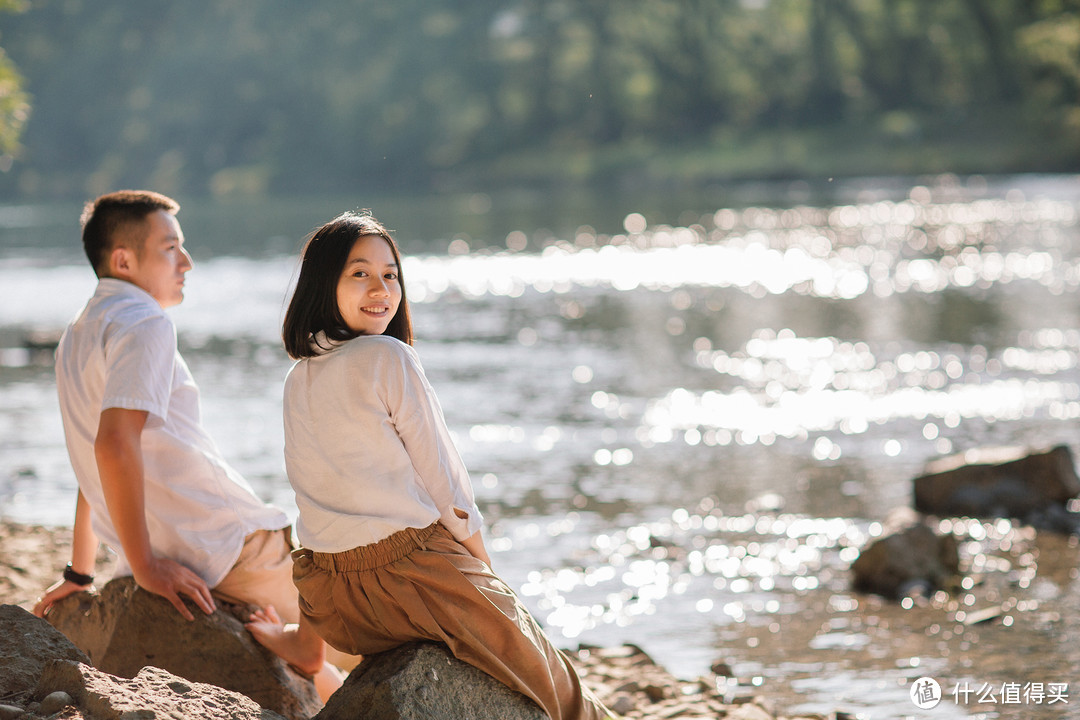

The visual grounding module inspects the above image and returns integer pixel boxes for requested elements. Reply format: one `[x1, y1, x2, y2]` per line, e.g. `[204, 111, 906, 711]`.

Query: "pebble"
[0, 704, 24, 720]
[728, 703, 774, 720]
[572, 644, 830, 720]
[710, 660, 734, 676]
[609, 694, 636, 715]
[37, 691, 73, 716]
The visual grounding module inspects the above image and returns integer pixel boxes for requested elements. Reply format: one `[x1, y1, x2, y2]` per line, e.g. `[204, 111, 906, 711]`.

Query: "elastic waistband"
[307, 523, 440, 572]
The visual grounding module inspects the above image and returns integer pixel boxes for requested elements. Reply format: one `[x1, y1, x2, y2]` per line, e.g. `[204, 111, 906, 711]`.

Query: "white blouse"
[283, 334, 483, 552]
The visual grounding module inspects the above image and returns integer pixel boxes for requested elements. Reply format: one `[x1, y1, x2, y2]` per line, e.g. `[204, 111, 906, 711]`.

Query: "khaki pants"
[212, 527, 361, 671]
[292, 523, 610, 720]
[214, 528, 300, 622]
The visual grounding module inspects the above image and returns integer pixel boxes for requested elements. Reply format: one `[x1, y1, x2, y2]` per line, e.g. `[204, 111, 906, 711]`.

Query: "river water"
[2, 176, 1079, 719]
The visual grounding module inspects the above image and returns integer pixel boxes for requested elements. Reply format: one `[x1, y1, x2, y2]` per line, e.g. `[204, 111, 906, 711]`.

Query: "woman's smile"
[336, 234, 402, 335]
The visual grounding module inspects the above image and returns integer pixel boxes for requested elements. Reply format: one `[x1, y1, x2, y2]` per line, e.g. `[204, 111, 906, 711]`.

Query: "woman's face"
[335, 234, 401, 336]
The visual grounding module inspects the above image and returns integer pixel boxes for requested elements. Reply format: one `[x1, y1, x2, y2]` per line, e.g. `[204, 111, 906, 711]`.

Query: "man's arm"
[95, 407, 216, 620]
[70, 489, 98, 573]
[33, 489, 99, 616]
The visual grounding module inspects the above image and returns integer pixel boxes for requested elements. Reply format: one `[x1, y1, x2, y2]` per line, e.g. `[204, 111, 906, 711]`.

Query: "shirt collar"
[95, 277, 159, 306]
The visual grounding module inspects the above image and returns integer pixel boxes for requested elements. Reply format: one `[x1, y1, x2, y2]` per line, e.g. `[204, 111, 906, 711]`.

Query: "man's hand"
[133, 555, 216, 621]
[33, 578, 93, 618]
[94, 408, 214, 621]
[36, 490, 101, 618]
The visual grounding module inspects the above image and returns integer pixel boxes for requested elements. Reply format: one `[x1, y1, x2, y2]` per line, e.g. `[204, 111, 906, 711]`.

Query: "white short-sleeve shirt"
[55, 278, 289, 587]
[283, 334, 483, 552]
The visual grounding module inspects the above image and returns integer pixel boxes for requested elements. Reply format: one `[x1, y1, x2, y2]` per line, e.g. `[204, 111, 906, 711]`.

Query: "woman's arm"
[458, 529, 492, 568]
[383, 343, 485, 542]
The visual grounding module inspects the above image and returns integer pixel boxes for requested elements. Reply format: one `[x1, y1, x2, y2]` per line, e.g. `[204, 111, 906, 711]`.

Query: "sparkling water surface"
[2, 176, 1080, 719]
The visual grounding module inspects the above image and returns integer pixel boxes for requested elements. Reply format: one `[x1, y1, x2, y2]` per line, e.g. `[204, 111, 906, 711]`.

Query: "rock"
[710, 660, 734, 677]
[961, 606, 1004, 626]
[315, 642, 546, 720]
[46, 577, 319, 720]
[0, 705, 25, 720]
[913, 444, 1080, 522]
[609, 693, 636, 715]
[0, 604, 91, 704]
[727, 703, 774, 720]
[34, 659, 286, 720]
[851, 511, 959, 599]
[573, 643, 725, 719]
[36, 690, 73, 715]
[1025, 503, 1080, 534]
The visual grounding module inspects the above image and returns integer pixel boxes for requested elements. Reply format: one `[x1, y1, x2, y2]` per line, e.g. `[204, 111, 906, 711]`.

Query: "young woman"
[279, 212, 612, 720]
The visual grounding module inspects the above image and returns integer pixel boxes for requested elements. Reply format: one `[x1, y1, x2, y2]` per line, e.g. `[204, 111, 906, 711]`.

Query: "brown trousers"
[291, 523, 611, 720]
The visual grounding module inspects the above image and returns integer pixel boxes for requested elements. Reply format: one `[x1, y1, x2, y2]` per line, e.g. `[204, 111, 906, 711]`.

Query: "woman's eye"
[385, 272, 398, 280]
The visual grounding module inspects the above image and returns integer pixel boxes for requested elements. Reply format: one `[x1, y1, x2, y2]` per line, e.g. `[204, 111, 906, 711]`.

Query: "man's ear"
[108, 244, 136, 279]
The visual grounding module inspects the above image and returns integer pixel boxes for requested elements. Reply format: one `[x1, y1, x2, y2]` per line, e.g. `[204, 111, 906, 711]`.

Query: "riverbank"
[0, 520, 830, 720]
[435, 115, 1078, 197]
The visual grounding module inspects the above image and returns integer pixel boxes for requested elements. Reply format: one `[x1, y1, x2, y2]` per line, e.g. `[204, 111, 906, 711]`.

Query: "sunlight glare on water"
[4, 178, 1080, 719]
[403, 189, 1079, 304]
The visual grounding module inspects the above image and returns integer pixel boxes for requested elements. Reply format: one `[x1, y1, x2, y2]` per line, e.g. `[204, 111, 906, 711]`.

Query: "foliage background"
[0, 0, 1078, 201]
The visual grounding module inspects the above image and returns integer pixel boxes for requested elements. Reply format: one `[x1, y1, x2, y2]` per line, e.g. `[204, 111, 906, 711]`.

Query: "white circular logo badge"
[910, 676, 942, 709]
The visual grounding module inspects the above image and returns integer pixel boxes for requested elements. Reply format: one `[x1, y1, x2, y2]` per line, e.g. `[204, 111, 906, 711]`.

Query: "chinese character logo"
[911, 676, 942, 709]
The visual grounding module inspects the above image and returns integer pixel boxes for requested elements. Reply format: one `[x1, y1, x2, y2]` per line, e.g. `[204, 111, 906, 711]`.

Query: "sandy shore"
[0, 520, 117, 611]
[1, 519, 813, 720]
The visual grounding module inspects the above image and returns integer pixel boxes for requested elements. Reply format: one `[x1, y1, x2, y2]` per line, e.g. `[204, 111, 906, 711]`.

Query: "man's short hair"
[81, 190, 180, 277]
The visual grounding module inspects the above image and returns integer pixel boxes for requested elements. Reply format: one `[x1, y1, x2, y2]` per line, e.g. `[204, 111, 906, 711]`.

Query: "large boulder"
[35, 659, 286, 720]
[46, 577, 320, 720]
[913, 444, 1080, 522]
[851, 510, 960, 599]
[0, 604, 91, 704]
[315, 642, 547, 720]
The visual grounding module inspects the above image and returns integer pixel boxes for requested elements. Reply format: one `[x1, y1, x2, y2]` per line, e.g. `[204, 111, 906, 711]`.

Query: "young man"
[33, 190, 342, 698]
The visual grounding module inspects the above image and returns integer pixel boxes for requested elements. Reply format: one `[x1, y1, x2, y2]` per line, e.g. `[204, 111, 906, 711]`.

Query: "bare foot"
[314, 663, 346, 703]
[244, 605, 324, 677]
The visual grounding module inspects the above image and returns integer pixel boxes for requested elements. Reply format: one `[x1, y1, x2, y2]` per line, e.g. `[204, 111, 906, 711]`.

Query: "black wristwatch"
[62, 563, 94, 586]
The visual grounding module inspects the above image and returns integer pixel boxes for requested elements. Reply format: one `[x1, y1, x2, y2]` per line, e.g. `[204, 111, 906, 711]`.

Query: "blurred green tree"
[0, 0, 30, 167]
[0, 0, 1075, 199]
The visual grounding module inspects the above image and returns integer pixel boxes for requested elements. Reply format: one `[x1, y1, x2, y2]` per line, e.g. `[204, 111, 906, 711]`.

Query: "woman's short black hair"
[282, 211, 413, 359]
